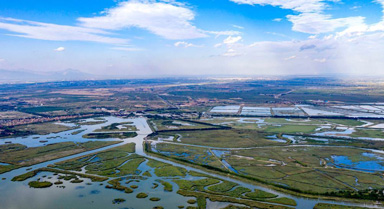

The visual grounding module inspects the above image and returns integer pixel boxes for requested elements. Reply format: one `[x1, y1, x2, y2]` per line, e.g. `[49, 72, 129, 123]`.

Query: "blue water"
[330, 154, 384, 173]
[0, 162, 10, 166]
[266, 135, 286, 143]
[211, 150, 229, 158]
[221, 160, 239, 174]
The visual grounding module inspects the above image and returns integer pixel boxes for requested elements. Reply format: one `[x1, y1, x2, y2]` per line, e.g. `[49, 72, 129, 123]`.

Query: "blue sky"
[0, 0, 384, 76]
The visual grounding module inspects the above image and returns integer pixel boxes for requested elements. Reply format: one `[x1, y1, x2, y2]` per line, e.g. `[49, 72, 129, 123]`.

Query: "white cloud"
[368, 1, 384, 32]
[229, 0, 329, 13]
[288, 13, 366, 34]
[273, 18, 282, 22]
[78, 0, 207, 40]
[218, 29, 384, 75]
[232, 24, 244, 29]
[230, 0, 368, 35]
[214, 43, 223, 48]
[0, 1, 239, 44]
[174, 41, 202, 48]
[215, 36, 244, 56]
[284, 55, 297, 60]
[0, 17, 126, 44]
[313, 58, 327, 63]
[223, 36, 242, 44]
[204, 30, 241, 37]
[54, 47, 65, 52]
[222, 48, 243, 57]
[350, 6, 361, 11]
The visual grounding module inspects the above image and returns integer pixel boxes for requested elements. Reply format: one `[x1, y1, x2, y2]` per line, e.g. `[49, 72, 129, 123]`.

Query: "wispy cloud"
[204, 30, 241, 38]
[0, 17, 126, 44]
[350, 6, 361, 11]
[284, 55, 297, 61]
[215, 36, 244, 56]
[174, 41, 202, 48]
[287, 13, 366, 34]
[313, 58, 327, 63]
[230, 0, 367, 35]
[54, 47, 65, 52]
[222, 48, 243, 57]
[223, 36, 242, 44]
[229, 0, 328, 13]
[232, 24, 244, 29]
[78, 0, 207, 40]
[0, 0, 240, 44]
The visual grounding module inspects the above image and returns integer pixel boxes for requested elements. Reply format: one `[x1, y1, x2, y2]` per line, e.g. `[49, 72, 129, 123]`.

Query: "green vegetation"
[323, 119, 365, 127]
[112, 198, 126, 204]
[71, 129, 85, 135]
[174, 178, 220, 191]
[94, 122, 136, 132]
[207, 181, 238, 192]
[150, 197, 161, 201]
[136, 192, 148, 198]
[350, 129, 384, 138]
[314, 203, 368, 209]
[147, 158, 188, 177]
[11, 170, 38, 181]
[188, 171, 210, 177]
[152, 143, 224, 169]
[0, 141, 120, 174]
[28, 181, 53, 188]
[157, 180, 173, 192]
[154, 165, 187, 177]
[156, 141, 384, 199]
[106, 178, 133, 193]
[223, 146, 376, 194]
[221, 205, 251, 209]
[53, 143, 135, 171]
[12, 167, 108, 182]
[70, 179, 84, 183]
[244, 189, 278, 199]
[264, 124, 317, 134]
[187, 199, 196, 204]
[153, 129, 277, 148]
[83, 132, 138, 139]
[266, 197, 297, 206]
[113, 157, 145, 176]
[177, 189, 293, 209]
[84, 154, 144, 177]
[147, 159, 169, 168]
[143, 170, 152, 177]
[14, 122, 76, 135]
[150, 118, 214, 131]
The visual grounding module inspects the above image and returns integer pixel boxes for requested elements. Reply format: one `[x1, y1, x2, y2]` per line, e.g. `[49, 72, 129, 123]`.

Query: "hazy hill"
[0, 69, 97, 83]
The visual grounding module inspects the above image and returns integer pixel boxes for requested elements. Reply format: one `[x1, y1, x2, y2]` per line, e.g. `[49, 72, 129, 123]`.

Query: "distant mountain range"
[0, 69, 101, 83]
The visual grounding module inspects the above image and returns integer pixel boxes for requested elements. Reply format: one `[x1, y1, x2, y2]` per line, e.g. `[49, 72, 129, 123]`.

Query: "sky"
[0, 0, 384, 77]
